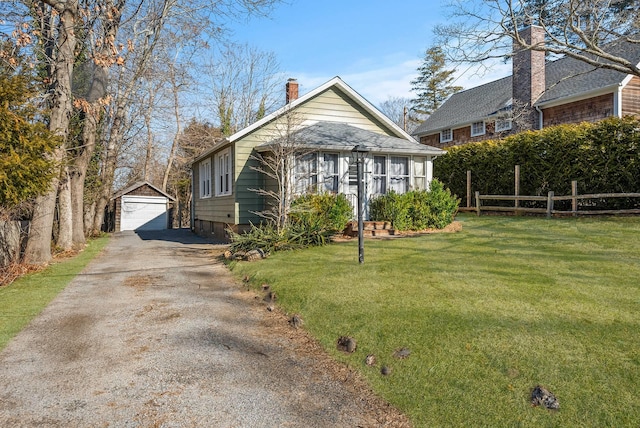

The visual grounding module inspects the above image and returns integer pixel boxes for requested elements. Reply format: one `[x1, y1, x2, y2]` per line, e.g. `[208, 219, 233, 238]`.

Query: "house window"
[295, 152, 318, 194]
[372, 156, 386, 195]
[215, 149, 232, 196]
[413, 157, 427, 190]
[322, 153, 339, 193]
[199, 159, 211, 198]
[471, 121, 485, 137]
[496, 118, 512, 132]
[389, 156, 409, 194]
[440, 129, 453, 143]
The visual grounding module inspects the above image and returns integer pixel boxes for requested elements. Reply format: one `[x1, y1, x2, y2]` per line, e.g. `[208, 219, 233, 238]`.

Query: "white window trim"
[440, 128, 453, 143]
[412, 157, 427, 191]
[471, 121, 486, 137]
[496, 118, 513, 132]
[321, 152, 339, 193]
[372, 155, 387, 195]
[389, 156, 410, 194]
[199, 158, 211, 199]
[295, 152, 318, 195]
[215, 148, 232, 197]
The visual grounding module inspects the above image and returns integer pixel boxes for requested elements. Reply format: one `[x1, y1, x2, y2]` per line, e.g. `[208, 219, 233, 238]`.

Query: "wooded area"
[0, 0, 283, 266]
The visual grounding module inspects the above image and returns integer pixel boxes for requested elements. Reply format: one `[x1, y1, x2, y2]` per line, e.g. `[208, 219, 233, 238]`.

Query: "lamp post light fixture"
[351, 144, 370, 264]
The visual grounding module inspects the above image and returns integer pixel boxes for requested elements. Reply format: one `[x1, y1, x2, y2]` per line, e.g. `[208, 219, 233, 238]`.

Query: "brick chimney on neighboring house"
[286, 78, 299, 104]
[512, 25, 545, 130]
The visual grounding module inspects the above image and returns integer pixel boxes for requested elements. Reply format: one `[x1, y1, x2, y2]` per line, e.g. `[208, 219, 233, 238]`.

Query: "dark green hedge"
[434, 117, 640, 209]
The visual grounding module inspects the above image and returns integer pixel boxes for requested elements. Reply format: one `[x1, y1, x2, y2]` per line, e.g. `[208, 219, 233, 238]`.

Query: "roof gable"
[228, 76, 414, 143]
[194, 76, 432, 163]
[112, 181, 175, 201]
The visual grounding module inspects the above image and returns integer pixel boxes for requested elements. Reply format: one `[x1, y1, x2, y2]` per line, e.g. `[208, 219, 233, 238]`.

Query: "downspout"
[615, 83, 623, 117]
[535, 105, 544, 130]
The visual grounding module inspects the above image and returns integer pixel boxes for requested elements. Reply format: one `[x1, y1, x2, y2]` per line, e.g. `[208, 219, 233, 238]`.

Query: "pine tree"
[410, 46, 462, 116]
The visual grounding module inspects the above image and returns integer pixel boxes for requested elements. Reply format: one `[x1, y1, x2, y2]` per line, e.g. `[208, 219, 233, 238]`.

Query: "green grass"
[230, 215, 640, 427]
[0, 236, 110, 351]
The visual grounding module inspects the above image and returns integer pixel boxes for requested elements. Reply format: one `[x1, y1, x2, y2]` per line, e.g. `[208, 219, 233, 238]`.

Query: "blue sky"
[227, 0, 511, 107]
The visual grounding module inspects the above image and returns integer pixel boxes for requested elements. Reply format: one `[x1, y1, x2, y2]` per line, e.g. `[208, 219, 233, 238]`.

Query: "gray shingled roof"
[414, 39, 640, 136]
[257, 121, 444, 155]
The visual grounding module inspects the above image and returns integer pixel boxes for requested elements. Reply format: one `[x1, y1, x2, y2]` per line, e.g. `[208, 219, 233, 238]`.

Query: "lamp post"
[351, 144, 370, 264]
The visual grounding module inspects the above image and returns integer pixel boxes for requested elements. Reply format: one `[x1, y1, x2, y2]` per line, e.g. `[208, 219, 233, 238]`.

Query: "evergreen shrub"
[370, 179, 459, 230]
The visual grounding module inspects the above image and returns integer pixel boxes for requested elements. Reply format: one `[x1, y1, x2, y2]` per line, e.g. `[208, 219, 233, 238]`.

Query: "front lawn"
[0, 236, 110, 351]
[231, 215, 640, 427]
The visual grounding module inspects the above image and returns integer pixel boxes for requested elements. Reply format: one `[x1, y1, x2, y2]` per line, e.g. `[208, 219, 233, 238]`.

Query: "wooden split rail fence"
[459, 166, 640, 217]
[474, 190, 640, 217]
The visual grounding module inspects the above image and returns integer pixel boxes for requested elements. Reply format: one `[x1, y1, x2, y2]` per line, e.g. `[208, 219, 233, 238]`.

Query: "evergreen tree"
[0, 44, 58, 213]
[410, 46, 462, 116]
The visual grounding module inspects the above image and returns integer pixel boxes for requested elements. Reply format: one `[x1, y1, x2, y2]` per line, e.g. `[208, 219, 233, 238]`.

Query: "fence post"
[475, 191, 481, 216]
[547, 191, 554, 218]
[514, 165, 520, 212]
[467, 170, 472, 208]
[571, 180, 578, 216]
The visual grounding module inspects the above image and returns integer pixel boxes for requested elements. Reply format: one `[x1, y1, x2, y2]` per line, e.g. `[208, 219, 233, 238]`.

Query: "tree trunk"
[57, 168, 73, 250]
[23, 167, 59, 264]
[84, 201, 96, 236]
[162, 67, 182, 192]
[24, 1, 77, 264]
[70, 103, 101, 245]
[91, 100, 125, 235]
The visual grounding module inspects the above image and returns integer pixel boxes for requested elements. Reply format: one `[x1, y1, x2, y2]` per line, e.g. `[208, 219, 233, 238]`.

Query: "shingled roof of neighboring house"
[413, 39, 640, 136]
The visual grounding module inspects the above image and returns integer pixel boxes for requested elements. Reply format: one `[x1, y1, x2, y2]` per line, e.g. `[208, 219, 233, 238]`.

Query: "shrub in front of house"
[289, 192, 352, 234]
[228, 193, 353, 254]
[370, 179, 460, 230]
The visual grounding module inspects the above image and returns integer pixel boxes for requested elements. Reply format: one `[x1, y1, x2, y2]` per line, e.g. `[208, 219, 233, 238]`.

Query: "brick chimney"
[286, 78, 299, 104]
[512, 25, 545, 130]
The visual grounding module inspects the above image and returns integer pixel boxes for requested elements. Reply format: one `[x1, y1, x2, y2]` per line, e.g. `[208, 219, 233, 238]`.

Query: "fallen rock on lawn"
[288, 314, 303, 329]
[392, 347, 411, 359]
[336, 336, 357, 353]
[531, 385, 560, 410]
[245, 248, 266, 262]
[380, 366, 392, 376]
[365, 354, 376, 366]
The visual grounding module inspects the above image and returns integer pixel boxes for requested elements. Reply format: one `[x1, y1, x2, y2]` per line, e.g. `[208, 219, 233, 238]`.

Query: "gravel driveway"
[0, 229, 409, 427]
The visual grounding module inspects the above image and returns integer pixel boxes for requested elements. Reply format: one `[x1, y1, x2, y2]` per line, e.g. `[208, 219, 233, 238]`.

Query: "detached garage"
[107, 182, 175, 232]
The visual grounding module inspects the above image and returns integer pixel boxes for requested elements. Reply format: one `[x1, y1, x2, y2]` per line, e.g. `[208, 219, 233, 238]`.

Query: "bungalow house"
[191, 76, 445, 240]
[413, 26, 640, 148]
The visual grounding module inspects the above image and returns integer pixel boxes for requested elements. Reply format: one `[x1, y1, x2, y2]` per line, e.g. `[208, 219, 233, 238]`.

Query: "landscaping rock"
[263, 291, 277, 303]
[393, 347, 411, 359]
[531, 385, 559, 410]
[336, 336, 357, 353]
[245, 249, 265, 262]
[288, 314, 303, 329]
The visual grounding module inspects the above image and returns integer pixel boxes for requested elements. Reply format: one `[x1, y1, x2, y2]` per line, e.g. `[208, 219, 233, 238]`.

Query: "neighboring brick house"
[413, 26, 640, 148]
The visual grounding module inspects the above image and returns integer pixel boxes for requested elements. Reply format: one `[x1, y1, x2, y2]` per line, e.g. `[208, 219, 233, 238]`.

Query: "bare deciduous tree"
[436, 0, 640, 77]
[378, 96, 423, 133]
[206, 42, 282, 136]
[248, 108, 308, 232]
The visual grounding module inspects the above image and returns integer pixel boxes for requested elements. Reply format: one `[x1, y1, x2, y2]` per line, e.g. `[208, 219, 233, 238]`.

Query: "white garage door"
[120, 196, 168, 231]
